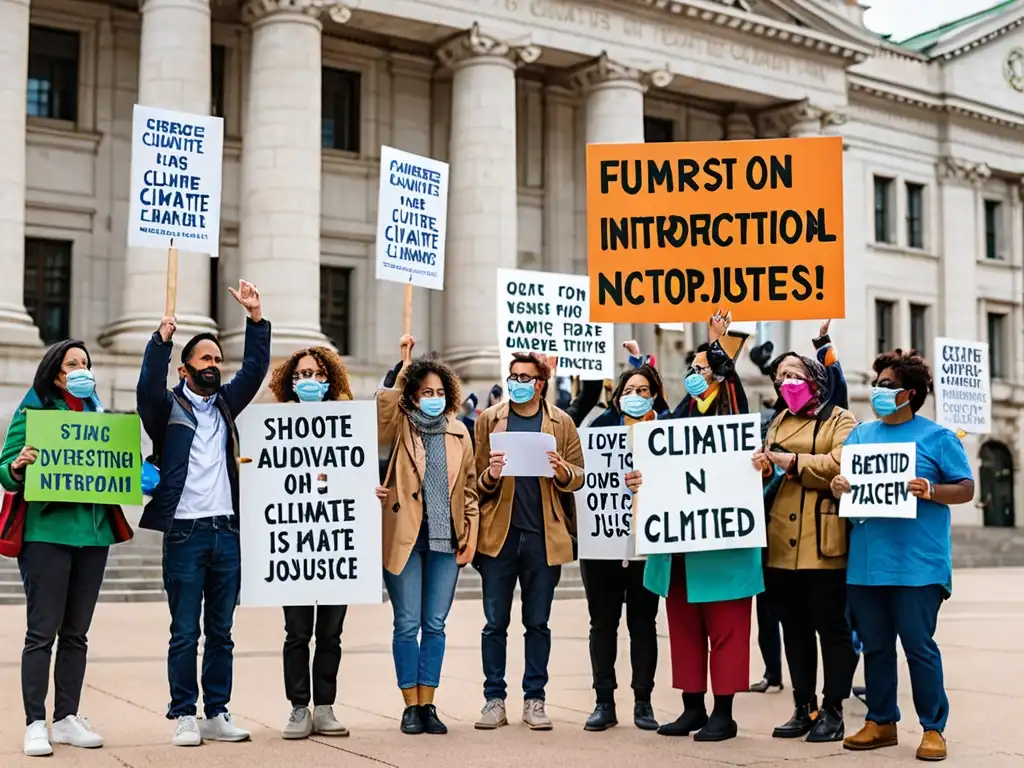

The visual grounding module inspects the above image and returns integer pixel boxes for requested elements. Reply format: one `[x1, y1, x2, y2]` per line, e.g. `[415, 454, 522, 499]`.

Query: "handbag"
[0, 490, 28, 558]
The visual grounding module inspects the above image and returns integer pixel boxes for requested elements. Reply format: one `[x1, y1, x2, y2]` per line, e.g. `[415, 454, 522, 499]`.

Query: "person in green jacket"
[0, 340, 116, 758]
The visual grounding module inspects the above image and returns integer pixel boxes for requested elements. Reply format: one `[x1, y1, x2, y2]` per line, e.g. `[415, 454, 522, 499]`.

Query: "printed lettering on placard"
[933, 337, 991, 435]
[575, 426, 641, 560]
[840, 443, 917, 519]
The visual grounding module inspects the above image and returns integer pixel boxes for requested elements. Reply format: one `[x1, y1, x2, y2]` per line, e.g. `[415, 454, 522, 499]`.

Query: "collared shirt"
[174, 384, 234, 520]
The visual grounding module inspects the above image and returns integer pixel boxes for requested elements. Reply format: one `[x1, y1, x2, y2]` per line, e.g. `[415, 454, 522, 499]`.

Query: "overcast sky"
[862, 0, 1002, 41]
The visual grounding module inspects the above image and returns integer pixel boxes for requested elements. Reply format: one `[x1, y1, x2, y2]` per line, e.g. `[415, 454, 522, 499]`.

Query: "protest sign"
[631, 414, 766, 555]
[496, 267, 613, 380]
[575, 426, 641, 561]
[24, 411, 143, 506]
[127, 105, 224, 257]
[839, 443, 917, 519]
[933, 337, 991, 434]
[237, 402, 382, 607]
[489, 432, 556, 477]
[375, 146, 449, 292]
[586, 136, 844, 323]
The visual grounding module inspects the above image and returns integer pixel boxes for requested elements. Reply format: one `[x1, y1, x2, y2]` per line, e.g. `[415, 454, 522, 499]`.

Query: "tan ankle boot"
[843, 721, 898, 751]
[916, 730, 947, 761]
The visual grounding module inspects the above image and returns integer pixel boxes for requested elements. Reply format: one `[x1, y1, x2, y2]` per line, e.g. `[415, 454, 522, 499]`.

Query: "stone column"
[102, 0, 215, 353]
[0, 0, 41, 346]
[224, 0, 351, 358]
[937, 157, 987, 340]
[436, 24, 539, 381]
[572, 53, 672, 365]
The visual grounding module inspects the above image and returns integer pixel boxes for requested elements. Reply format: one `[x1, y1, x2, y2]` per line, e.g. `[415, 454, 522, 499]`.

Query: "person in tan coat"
[472, 352, 584, 732]
[375, 335, 478, 737]
[753, 352, 857, 744]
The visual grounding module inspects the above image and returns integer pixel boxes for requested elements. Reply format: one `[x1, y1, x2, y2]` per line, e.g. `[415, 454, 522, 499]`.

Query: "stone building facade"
[0, 0, 1022, 527]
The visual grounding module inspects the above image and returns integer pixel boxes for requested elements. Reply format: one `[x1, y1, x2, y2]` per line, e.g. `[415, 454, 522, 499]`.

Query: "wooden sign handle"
[165, 245, 179, 318]
[403, 283, 413, 337]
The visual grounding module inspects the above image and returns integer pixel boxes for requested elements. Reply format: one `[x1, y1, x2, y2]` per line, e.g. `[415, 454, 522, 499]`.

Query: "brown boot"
[843, 721, 898, 751]
[916, 730, 947, 761]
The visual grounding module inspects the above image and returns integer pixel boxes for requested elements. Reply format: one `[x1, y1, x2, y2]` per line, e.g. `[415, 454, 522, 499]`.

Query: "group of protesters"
[0, 277, 970, 763]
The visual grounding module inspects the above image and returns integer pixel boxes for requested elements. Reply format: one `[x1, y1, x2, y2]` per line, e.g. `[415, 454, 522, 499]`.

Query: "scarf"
[406, 409, 454, 553]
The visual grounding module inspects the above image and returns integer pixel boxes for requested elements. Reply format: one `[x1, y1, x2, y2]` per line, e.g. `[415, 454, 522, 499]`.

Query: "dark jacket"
[564, 379, 603, 429]
[671, 339, 749, 418]
[136, 318, 271, 532]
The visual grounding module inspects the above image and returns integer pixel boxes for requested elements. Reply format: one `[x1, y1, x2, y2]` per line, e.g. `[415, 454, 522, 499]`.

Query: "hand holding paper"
[489, 432, 557, 477]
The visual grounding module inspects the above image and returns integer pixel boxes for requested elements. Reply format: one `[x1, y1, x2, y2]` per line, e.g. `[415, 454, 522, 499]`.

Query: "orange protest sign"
[585, 136, 844, 324]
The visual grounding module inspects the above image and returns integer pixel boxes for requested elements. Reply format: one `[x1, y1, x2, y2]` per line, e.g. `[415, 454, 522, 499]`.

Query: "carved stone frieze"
[937, 156, 992, 186]
[436, 22, 541, 70]
[240, 0, 352, 25]
[567, 52, 673, 93]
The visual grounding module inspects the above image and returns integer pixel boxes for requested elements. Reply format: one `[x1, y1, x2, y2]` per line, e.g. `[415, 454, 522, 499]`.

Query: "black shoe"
[806, 704, 845, 743]
[749, 677, 784, 694]
[694, 713, 738, 742]
[657, 709, 708, 737]
[772, 704, 817, 739]
[584, 703, 618, 732]
[400, 705, 424, 735]
[418, 704, 447, 735]
[633, 701, 659, 731]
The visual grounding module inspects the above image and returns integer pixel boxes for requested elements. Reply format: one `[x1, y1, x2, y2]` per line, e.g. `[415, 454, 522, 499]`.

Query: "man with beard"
[136, 280, 270, 748]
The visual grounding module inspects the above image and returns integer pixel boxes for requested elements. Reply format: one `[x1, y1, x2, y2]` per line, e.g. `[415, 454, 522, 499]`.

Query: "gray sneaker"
[523, 699, 553, 730]
[171, 715, 202, 747]
[312, 705, 349, 737]
[282, 707, 312, 740]
[475, 698, 508, 730]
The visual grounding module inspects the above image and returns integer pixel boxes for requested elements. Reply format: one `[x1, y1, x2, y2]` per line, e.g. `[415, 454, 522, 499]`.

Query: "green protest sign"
[24, 410, 143, 506]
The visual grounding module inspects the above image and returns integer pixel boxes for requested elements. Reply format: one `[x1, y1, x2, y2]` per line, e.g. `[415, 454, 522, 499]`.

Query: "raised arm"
[376, 335, 414, 447]
[220, 281, 271, 416]
[812, 319, 848, 410]
[136, 318, 175, 443]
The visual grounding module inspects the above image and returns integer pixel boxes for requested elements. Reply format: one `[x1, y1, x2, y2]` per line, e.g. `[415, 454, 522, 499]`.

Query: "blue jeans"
[477, 528, 561, 701]
[382, 526, 459, 689]
[847, 584, 949, 731]
[162, 516, 240, 719]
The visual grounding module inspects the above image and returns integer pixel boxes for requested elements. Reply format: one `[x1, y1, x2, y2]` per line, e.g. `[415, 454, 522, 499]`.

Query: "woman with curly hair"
[268, 346, 353, 741]
[831, 350, 973, 763]
[374, 334, 478, 736]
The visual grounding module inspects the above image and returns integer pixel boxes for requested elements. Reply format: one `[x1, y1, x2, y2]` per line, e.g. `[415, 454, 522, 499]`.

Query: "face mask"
[295, 379, 328, 403]
[684, 373, 709, 397]
[507, 380, 536, 404]
[418, 397, 446, 418]
[779, 379, 814, 413]
[186, 363, 221, 394]
[871, 387, 908, 418]
[65, 369, 96, 400]
[620, 394, 654, 419]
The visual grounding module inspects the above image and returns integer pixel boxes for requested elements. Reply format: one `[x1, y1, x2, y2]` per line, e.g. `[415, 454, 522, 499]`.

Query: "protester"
[375, 335, 478, 736]
[267, 347, 353, 739]
[136, 280, 270, 747]
[753, 346, 857, 743]
[625, 312, 762, 743]
[460, 393, 479, 448]
[486, 384, 503, 408]
[833, 350, 973, 762]
[473, 352, 584, 731]
[1, 341, 134, 757]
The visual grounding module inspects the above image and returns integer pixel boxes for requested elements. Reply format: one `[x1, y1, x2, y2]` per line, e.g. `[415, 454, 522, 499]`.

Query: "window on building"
[211, 44, 226, 119]
[320, 265, 352, 355]
[910, 303, 928, 354]
[321, 68, 360, 152]
[644, 116, 674, 143]
[906, 182, 924, 249]
[27, 26, 80, 121]
[984, 200, 1004, 260]
[987, 312, 1007, 379]
[875, 299, 895, 354]
[23, 238, 72, 344]
[873, 176, 894, 244]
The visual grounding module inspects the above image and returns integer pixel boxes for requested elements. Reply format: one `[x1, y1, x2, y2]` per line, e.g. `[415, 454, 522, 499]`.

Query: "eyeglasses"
[507, 374, 537, 385]
[622, 385, 651, 397]
[689, 365, 710, 376]
[292, 369, 326, 382]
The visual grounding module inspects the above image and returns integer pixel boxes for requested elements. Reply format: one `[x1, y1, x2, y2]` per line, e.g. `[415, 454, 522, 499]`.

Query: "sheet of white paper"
[490, 432, 557, 477]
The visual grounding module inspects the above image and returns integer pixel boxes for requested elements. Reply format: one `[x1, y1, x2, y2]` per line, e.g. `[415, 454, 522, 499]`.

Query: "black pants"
[18, 541, 108, 724]
[765, 567, 855, 708]
[282, 605, 348, 707]
[580, 559, 659, 704]
[756, 591, 783, 684]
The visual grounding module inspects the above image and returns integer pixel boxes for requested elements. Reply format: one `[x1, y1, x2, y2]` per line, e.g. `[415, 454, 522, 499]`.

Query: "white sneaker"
[24, 720, 52, 757]
[282, 706, 312, 740]
[312, 705, 349, 737]
[171, 715, 202, 747]
[199, 712, 250, 742]
[51, 714, 103, 748]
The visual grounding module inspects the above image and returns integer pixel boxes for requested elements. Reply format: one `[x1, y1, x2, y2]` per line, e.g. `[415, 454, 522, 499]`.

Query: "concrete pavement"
[0, 568, 1021, 767]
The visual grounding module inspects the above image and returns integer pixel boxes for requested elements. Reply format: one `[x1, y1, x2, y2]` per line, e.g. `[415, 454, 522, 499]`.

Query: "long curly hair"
[269, 346, 352, 403]
[400, 355, 462, 416]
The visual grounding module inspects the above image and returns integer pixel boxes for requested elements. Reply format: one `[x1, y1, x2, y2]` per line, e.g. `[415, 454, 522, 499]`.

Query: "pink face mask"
[779, 379, 814, 413]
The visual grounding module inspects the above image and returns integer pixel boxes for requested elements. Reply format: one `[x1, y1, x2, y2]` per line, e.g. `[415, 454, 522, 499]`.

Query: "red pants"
[665, 562, 752, 695]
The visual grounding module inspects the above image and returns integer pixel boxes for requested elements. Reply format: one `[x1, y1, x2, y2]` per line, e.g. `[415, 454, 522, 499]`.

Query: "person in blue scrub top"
[830, 349, 974, 764]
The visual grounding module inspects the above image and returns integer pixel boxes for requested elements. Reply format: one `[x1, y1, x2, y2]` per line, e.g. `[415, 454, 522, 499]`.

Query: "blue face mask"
[295, 379, 328, 403]
[418, 397, 446, 417]
[870, 386, 908, 418]
[620, 394, 654, 419]
[65, 369, 96, 400]
[684, 373, 709, 397]
[507, 380, 537, 404]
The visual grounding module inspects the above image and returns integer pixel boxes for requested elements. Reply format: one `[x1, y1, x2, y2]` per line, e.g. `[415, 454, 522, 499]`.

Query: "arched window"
[980, 441, 1015, 528]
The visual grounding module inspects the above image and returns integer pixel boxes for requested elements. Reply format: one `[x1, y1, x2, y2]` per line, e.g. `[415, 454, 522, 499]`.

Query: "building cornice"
[929, 12, 1024, 62]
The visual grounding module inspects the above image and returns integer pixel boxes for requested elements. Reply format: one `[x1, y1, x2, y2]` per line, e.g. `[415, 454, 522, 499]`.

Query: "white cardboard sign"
[840, 442, 917, 519]
[237, 402, 382, 607]
[575, 426, 642, 561]
[127, 105, 224, 257]
[933, 337, 991, 434]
